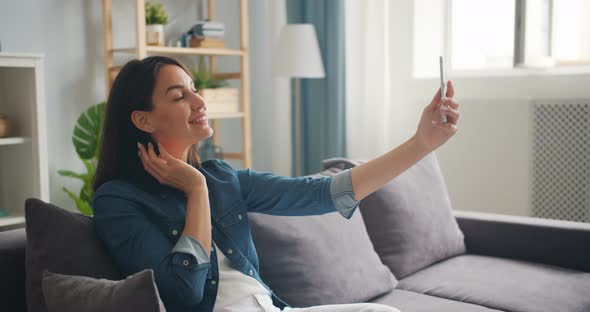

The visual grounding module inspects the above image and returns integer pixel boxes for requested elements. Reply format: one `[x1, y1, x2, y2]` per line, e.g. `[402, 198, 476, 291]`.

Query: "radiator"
[531, 99, 590, 223]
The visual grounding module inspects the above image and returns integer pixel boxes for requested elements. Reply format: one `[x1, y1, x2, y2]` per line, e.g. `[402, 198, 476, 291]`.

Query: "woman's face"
[135, 64, 213, 146]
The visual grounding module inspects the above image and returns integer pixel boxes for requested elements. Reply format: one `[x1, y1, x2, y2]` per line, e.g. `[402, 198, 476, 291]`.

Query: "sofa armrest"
[453, 210, 590, 273]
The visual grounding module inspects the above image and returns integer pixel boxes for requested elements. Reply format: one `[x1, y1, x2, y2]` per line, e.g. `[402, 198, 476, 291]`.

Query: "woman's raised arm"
[350, 80, 460, 201]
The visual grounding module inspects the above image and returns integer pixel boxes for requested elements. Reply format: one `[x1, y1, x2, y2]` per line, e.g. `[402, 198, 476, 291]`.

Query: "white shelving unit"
[0, 53, 49, 231]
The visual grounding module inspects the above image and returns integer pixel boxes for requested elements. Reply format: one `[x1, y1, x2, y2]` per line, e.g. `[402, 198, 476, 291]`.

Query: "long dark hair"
[92, 56, 201, 192]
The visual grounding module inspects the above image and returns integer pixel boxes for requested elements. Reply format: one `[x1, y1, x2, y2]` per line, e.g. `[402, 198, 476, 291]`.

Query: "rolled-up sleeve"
[171, 234, 211, 267]
[92, 195, 210, 306]
[329, 168, 361, 220]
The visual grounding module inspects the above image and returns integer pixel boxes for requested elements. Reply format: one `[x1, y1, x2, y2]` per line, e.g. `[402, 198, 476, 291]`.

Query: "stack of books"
[188, 21, 225, 49]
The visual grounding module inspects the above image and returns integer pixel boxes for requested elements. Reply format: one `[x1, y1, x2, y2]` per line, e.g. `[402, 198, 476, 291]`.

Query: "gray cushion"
[248, 167, 397, 307]
[322, 153, 466, 279]
[398, 254, 590, 312]
[370, 289, 504, 312]
[42, 269, 166, 312]
[24, 198, 122, 312]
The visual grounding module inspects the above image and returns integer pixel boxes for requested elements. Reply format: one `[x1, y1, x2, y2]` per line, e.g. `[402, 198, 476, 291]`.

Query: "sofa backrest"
[0, 227, 27, 312]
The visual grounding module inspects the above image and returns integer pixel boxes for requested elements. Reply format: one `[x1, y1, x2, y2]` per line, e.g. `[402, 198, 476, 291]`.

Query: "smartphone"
[439, 55, 448, 123]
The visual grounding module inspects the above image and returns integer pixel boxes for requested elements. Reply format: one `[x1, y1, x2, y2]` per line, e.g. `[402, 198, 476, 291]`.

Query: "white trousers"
[253, 293, 401, 312]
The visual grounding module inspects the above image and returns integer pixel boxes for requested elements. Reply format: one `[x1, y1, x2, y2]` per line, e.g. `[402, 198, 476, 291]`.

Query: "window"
[451, 0, 516, 70]
[413, 0, 590, 77]
[552, 0, 590, 64]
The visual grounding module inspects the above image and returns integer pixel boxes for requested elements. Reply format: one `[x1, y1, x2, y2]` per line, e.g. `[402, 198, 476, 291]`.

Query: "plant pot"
[199, 88, 239, 113]
[146, 24, 165, 46]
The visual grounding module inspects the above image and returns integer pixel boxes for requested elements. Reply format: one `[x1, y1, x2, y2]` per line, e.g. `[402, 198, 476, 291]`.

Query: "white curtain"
[248, 0, 291, 175]
[345, 0, 406, 160]
[268, 0, 292, 176]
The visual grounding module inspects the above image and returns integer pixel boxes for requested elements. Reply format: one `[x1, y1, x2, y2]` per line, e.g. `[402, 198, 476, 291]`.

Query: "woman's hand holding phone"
[412, 79, 460, 152]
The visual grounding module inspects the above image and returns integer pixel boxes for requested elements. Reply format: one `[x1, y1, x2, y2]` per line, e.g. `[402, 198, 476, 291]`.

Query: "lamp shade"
[272, 24, 326, 78]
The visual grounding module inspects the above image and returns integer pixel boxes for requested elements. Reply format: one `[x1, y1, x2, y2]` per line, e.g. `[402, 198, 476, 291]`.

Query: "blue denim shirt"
[91, 159, 360, 312]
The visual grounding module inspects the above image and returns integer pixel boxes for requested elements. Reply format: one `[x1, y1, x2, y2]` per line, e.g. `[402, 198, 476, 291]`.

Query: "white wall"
[0, 0, 280, 211]
[385, 1, 590, 216]
[4, 0, 586, 217]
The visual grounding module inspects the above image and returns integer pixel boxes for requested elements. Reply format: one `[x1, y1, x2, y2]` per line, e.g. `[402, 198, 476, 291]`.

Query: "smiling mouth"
[189, 116, 207, 124]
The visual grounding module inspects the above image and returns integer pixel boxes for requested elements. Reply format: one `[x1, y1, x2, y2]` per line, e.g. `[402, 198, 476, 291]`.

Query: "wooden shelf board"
[0, 52, 44, 59]
[111, 46, 244, 56]
[0, 137, 31, 145]
[212, 72, 242, 80]
[108, 67, 242, 80]
[222, 152, 243, 160]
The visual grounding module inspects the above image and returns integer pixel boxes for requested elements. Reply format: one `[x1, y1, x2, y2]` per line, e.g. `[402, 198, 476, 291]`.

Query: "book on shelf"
[189, 21, 225, 39]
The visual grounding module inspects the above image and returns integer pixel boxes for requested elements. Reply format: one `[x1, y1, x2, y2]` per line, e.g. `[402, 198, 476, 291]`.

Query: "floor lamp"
[272, 24, 325, 176]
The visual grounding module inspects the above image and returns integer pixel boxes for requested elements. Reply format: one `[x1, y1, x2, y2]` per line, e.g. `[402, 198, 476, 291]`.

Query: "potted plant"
[57, 102, 105, 216]
[190, 56, 239, 113]
[145, 1, 168, 46]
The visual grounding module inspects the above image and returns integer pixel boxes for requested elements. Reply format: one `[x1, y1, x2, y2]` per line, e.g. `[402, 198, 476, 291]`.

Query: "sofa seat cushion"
[369, 289, 504, 312]
[397, 254, 590, 312]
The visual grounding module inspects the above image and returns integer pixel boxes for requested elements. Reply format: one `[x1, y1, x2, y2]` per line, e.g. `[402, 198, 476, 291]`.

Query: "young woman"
[91, 56, 459, 312]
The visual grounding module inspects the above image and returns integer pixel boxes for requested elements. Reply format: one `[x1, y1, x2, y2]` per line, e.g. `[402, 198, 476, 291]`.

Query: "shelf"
[0, 55, 50, 229]
[108, 66, 242, 81]
[111, 46, 244, 57]
[102, 0, 252, 168]
[207, 112, 245, 119]
[223, 152, 243, 160]
[0, 215, 25, 231]
[0, 137, 31, 146]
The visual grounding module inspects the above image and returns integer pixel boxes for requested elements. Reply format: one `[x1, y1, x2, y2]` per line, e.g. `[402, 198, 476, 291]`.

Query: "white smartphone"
[439, 55, 447, 123]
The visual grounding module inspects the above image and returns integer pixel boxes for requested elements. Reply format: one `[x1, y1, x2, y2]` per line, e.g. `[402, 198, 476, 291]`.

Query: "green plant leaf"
[190, 56, 228, 90]
[58, 101, 105, 216]
[81, 158, 94, 175]
[62, 187, 93, 216]
[79, 182, 92, 204]
[145, 1, 168, 25]
[73, 102, 105, 160]
[57, 169, 87, 181]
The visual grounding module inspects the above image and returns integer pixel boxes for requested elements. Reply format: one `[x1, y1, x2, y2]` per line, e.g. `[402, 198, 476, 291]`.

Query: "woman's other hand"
[137, 141, 206, 195]
[413, 80, 460, 152]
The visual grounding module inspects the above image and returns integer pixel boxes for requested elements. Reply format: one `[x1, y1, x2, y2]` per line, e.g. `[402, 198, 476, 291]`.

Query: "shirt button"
[211, 280, 217, 285]
[249, 270, 254, 276]
[171, 229, 178, 236]
[238, 214, 242, 220]
[227, 248, 233, 254]
[183, 260, 189, 266]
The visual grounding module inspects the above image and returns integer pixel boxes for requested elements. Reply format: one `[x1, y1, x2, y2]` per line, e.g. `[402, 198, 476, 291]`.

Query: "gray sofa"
[1, 154, 590, 312]
[2, 210, 590, 312]
[244, 155, 590, 312]
[365, 210, 590, 312]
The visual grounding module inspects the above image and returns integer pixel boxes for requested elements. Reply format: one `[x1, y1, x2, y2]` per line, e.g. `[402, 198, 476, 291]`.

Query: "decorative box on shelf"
[190, 37, 225, 49]
[199, 88, 239, 113]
